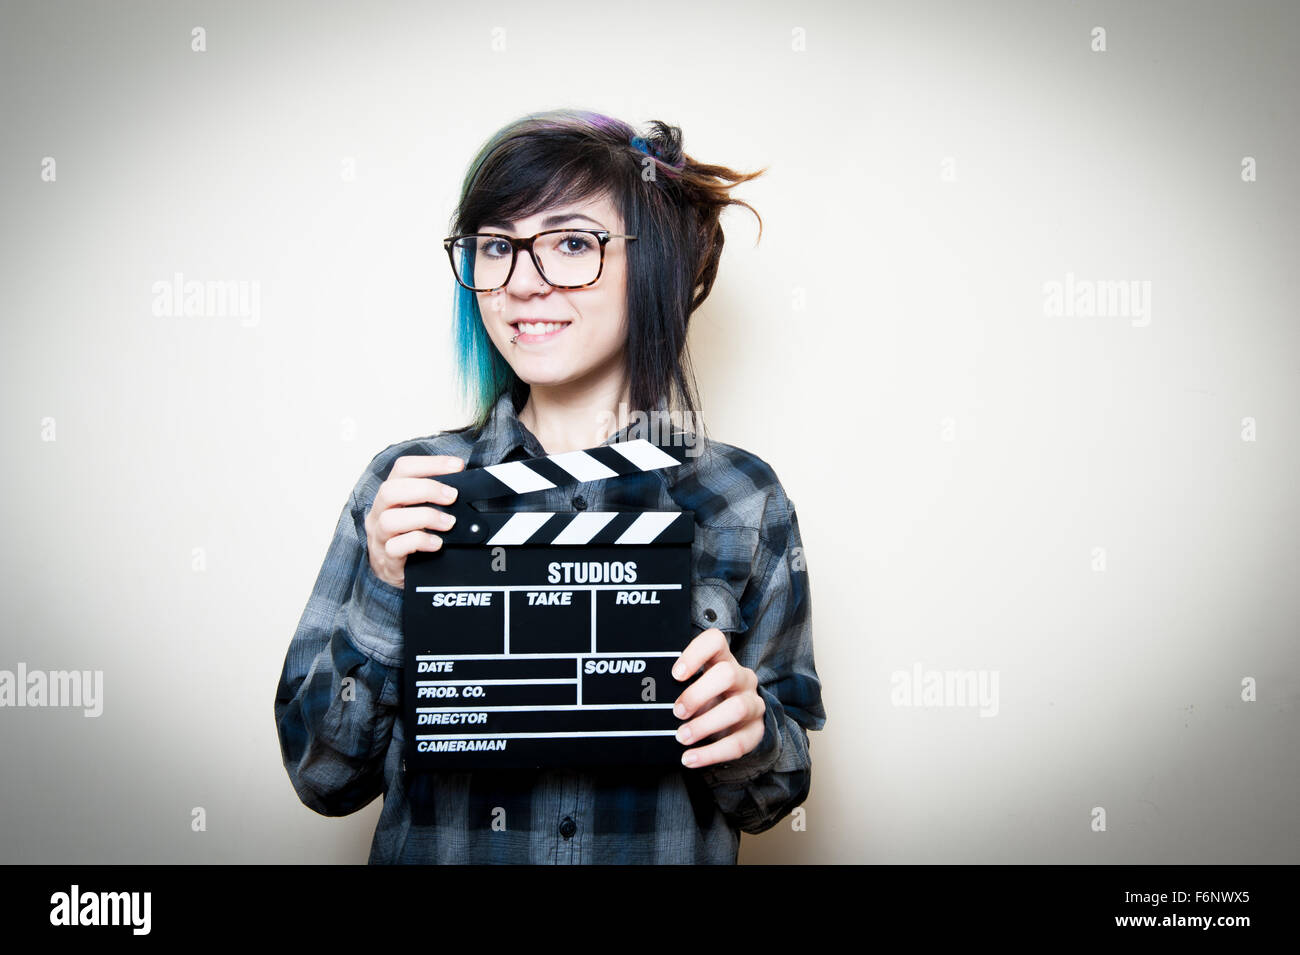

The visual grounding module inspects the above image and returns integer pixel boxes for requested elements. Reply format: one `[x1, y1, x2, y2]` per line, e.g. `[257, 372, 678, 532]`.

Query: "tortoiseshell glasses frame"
[443, 229, 638, 292]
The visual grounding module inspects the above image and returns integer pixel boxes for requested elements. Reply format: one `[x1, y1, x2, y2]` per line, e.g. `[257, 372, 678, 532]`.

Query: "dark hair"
[449, 108, 765, 439]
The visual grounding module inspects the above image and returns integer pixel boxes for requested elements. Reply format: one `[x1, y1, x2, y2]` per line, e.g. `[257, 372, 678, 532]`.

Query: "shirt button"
[704, 608, 717, 622]
[572, 495, 587, 510]
[559, 816, 577, 839]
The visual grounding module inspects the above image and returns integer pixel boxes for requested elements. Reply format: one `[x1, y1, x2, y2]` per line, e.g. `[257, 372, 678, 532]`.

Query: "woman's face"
[476, 192, 629, 394]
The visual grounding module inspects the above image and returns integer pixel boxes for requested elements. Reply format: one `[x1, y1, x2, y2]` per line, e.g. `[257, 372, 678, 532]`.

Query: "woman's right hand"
[365, 455, 465, 589]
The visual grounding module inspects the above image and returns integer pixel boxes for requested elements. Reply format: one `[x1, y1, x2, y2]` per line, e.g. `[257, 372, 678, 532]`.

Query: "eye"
[552, 232, 597, 256]
[478, 237, 512, 258]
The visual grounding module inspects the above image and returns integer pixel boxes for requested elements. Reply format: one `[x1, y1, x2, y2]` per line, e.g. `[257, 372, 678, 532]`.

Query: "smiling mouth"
[510, 320, 572, 343]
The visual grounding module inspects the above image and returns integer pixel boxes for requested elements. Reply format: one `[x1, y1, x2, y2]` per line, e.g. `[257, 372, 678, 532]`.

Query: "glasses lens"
[450, 235, 514, 291]
[533, 231, 602, 287]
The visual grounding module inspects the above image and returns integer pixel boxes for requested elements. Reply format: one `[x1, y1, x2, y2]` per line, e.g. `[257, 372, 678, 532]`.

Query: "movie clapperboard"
[401, 439, 697, 770]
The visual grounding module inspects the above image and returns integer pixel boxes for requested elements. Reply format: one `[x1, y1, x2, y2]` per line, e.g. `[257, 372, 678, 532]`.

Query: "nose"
[504, 243, 552, 295]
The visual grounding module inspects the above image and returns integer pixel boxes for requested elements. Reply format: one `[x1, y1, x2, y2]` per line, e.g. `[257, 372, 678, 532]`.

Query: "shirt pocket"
[691, 579, 746, 637]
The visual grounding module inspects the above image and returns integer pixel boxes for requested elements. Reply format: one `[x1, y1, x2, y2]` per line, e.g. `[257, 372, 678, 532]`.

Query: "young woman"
[275, 109, 826, 863]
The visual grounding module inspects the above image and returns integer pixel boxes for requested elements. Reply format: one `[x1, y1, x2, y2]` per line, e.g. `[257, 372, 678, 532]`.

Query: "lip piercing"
[510, 333, 519, 344]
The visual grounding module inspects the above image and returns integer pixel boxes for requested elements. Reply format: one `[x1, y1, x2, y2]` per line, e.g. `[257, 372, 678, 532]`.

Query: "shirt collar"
[465, 390, 675, 468]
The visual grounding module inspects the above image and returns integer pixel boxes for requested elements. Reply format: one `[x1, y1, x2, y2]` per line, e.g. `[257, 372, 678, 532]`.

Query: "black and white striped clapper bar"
[401, 438, 697, 770]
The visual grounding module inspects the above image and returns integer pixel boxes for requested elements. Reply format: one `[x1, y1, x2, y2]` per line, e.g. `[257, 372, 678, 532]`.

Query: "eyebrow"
[479, 212, 608, 232]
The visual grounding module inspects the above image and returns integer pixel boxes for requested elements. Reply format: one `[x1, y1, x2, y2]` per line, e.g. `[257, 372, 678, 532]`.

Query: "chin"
[515, 370, 576, 387]
[513, 361, 592, 386]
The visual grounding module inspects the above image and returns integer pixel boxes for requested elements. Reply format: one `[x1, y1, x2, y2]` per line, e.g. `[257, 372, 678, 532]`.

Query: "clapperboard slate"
[401, 439, 696, 770]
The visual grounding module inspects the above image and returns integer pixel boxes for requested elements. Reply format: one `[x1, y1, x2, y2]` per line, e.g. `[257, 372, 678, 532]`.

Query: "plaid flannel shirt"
[274, 391, 826, 863]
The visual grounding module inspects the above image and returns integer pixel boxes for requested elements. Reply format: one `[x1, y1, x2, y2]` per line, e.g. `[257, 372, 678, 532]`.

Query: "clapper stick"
[423, 439, 695, 547]
[401, 438, 700, 774]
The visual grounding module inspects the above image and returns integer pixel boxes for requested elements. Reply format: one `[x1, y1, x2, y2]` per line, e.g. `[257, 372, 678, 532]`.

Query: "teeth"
[517, 322, 568, 335]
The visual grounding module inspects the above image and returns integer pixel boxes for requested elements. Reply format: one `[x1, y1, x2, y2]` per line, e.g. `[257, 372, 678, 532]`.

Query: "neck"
[518, 374, 634, 455]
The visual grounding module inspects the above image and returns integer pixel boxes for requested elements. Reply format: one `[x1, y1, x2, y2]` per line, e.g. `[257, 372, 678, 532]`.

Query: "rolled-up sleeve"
[696, 492, 826, 834]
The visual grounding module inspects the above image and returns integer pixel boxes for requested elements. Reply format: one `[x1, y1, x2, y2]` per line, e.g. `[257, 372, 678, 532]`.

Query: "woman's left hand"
[672, 628, 766, 768]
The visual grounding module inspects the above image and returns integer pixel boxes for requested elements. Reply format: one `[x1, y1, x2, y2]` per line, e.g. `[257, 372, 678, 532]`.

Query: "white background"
[1, 0, 1296, 863]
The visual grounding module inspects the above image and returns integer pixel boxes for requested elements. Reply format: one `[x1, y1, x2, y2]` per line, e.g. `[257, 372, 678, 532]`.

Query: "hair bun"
[639, 120, 686, 170]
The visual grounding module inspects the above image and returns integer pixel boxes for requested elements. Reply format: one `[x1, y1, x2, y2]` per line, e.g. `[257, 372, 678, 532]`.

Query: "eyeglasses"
[443, 229, 637, 292]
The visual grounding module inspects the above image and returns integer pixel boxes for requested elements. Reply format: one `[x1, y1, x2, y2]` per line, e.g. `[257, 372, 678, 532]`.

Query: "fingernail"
[672, 664, 684, 679]
[676, 726, 691, 743]
[673, 702, 686, 718]
[681, 752, 697, 767]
